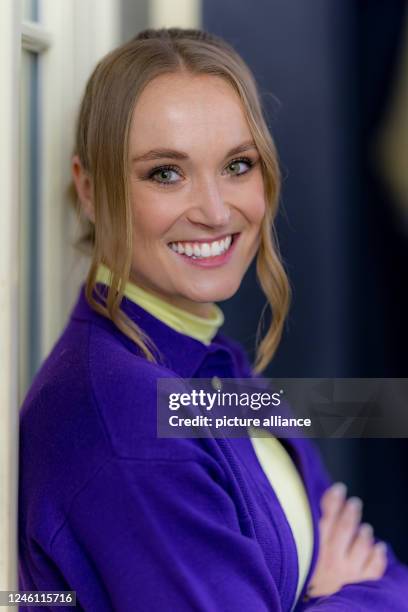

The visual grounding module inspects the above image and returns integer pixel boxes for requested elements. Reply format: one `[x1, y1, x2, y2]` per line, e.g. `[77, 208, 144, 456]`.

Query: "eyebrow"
[131, 139, 257, 163]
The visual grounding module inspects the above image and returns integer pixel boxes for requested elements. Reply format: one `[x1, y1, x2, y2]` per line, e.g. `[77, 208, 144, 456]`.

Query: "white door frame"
[0, 0, 21, 596]
[0, 0, 120, 599]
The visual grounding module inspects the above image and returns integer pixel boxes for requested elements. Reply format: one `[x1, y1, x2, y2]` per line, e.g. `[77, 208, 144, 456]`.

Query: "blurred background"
[1, 0, 407, 594]
[204, 0, 408, 566]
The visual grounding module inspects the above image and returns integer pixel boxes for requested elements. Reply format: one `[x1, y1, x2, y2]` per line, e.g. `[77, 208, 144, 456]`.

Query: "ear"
[71, 154, 95, 223]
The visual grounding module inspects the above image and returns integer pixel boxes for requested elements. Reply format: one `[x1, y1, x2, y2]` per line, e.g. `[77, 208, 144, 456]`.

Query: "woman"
[19, 27, 408, 611]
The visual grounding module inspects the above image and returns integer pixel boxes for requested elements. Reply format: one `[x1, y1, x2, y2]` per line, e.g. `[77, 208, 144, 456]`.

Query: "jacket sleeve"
[297, 543, 408, 611]
[295, 440, 408, 611]
[49, 454, 284, 612]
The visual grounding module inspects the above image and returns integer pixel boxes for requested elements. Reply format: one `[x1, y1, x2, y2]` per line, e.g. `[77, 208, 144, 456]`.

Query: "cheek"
[253, 197, 267, 225]
[241, 192, 266, 228]
[131, 196, 175, 242]
[242, 172, 267, 226]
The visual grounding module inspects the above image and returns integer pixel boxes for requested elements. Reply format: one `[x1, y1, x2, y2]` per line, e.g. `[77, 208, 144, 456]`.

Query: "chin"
[184, 278, 241, 304]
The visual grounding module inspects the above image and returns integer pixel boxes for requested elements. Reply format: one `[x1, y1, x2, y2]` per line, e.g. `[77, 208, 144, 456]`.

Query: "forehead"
[129, 73, 252, 151]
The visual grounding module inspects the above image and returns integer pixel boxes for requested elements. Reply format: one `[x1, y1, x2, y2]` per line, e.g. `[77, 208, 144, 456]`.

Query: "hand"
[306, 482, 387, 598]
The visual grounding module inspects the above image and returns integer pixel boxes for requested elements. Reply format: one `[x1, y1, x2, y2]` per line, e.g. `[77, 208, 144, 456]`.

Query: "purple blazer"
[19, 284, 408, 611]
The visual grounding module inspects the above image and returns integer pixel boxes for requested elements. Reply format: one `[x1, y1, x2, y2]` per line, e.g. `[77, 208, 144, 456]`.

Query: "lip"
[168, 233, 240, 268]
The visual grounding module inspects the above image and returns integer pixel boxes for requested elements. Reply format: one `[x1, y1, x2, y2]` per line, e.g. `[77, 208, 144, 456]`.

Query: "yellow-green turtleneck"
[96, 263, 224, 345]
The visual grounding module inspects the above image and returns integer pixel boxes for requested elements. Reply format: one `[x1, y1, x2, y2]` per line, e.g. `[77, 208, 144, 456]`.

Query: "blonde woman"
[19, 28, 408, 611]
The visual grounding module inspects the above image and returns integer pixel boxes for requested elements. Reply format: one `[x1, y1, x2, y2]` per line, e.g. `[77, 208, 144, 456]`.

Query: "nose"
[186, 177, 231, 228]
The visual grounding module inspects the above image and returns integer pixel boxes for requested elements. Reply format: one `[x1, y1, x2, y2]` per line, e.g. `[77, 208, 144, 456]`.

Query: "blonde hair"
[70, 27, 291, 374]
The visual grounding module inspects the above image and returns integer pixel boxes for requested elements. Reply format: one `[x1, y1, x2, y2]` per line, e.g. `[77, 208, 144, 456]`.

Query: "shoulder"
[87, 320, 197, 458]
[19, 316, 216, 549]
[69, 315, 214, 465]
[20, 316, 208, 470]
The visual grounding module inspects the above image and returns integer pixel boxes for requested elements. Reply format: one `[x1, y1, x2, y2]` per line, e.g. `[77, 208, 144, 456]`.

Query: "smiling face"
[127, 72, 266, 317]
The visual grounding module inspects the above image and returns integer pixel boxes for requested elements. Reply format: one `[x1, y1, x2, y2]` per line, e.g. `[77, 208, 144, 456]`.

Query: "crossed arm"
[305, 483, 387, 596]
[295, 441, 408, 611]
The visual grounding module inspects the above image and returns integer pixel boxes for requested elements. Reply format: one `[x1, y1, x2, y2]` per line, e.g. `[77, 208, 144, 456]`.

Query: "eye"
[144, 156, 256, 188]
[147, 164, 182, 187]
[225, 157, 255, 177]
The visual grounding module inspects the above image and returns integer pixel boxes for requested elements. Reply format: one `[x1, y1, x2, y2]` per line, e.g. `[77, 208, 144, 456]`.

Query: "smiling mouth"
[167, 233, 239, 259]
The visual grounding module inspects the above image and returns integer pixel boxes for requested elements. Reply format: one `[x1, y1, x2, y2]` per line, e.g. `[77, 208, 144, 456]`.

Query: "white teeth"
[210, 241, 221, 256]
[169, 234, 234, 258]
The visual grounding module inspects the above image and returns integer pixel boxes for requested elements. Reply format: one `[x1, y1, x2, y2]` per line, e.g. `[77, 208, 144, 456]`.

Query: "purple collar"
[70, 283, 242, 378]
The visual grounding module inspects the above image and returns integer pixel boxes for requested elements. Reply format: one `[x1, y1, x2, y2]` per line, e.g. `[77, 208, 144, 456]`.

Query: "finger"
[361, 542, 388, 580]
[320, 482, 347, 515]
[347, 523, 374, 569]
[329, 496, 363, 555]
[319, 483, 347, 541]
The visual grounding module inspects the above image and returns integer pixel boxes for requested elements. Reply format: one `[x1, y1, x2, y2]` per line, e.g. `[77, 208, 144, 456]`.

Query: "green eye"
[148, 165, 181, 186]
[145, 156, 255, 188]
[228, 162, 240, 174]
[157, 169, 174, 182]
[226, 157, 254, 176]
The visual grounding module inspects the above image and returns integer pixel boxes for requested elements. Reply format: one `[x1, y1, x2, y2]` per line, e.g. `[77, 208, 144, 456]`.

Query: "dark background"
[202, 0, 408, 562]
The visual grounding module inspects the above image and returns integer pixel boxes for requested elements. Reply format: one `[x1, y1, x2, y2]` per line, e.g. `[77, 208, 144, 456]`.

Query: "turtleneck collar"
[95, 263, 225, 346]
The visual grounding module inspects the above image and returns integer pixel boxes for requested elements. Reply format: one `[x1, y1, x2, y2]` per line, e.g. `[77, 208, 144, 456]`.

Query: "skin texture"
[72, 72, 266, 318]
[308, 482, 387, 596]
